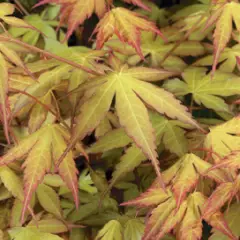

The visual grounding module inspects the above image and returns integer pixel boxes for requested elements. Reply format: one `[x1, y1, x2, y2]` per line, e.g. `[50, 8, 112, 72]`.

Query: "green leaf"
[27, 218, 68, 234]
[68, 60, 199, 189]
[78, 169, 97, 194]
[96, 220, 123, 240]
[8, 227, 64, 240]
[204, 117, 240, 161]
[123, 218, 145, 240]
[36, 184, 62, 218]
[163, 67, 240, 113]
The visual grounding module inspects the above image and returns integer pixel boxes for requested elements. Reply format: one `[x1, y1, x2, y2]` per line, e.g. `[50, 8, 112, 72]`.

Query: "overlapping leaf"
[210, 203, 240, 240]
[0, 3, 36, 29]
[9, 13, 58, 46]
[194, 44, 240, 73]
[203, 0, 240, 74]
[94, 8, 165, 58]
[96, 220, 122, 240]
[202, 175, 240, 221]
[11, 47, 104, 117]
[123, 188, 236, 240]
[0, 124, 82, 221]
[135, 1, 170, 27]
[35, 0, 112, 40]
[161, 153, 228, 207]
[69, 60, 199, 188]
[106, 30, 205, 70]
[163, 67, 240, 113]
[88, 112, 193, 186]
[171, 0, 212, 41]
[204, 117, 240, 161]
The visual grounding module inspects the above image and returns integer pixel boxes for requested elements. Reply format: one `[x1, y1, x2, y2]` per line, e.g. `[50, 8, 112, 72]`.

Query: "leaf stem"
[0, 35, 102, 76]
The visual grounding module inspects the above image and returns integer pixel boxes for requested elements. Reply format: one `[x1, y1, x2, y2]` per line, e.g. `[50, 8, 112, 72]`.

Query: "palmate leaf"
[172, 1, 212, 42]
[204, 117, 240, 161]
[35, 0, 112, 40]
[0, 124, 81, 221]
[123, 188, 235, 240]
[171, 0, 210, 22]
[96, 220, 123, 240]
[106, 30, 205, 71]
[123, 219, 145, 240]
[163, 67, 240, 113]
[203, 0, 240, 75]
[202, 175, 240, 221]
[35, 0, 148, 41]
[194, 44, 240, 73]
[162, 153, 228, 208]
[207, 150, 240, 172]
[94, 8, 166, 58]
[177, 192, 236, 240]
[67, 58, 199, 188]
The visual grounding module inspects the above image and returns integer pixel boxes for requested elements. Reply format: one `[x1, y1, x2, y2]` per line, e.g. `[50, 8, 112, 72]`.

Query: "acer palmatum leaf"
[51, 125, 79, 206]
[207, 212, 238, 240]
[94, 8, 166, 58]
[202, 179, 240, 220]
[167, 153, 228, 209]
[57, 61, 200, 191]
[203, 1, 240, 76]
[154, 201, 188, 240]
[35, 0, 112, 40]
[0, 124, 80, 222]
[21, 134, 52, 222]
[207, 151, 240, 171]
[204, 117, 240, 161]
[163, 67, 240, 114]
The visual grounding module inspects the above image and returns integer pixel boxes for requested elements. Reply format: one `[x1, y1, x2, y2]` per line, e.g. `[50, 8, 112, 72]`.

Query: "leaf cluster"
[0, 1, 239, 240]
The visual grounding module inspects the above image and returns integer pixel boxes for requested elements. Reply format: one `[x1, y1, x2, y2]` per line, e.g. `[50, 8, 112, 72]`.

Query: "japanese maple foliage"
[0, 0, 239, 240]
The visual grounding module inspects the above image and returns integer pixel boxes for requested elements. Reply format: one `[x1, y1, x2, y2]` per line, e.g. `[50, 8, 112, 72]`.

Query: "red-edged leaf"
[212, 2, 232, 76]
[0, 53, 10, 143]
[152, 200, 188, 240]
[52, 125, 79, 207]
[94, 7, 165, 58]
[21, 131, 52, 222]
[142, 197, 177, 240]
[202, 181, 237, 219]
[208, 151, 240, 171]
[207, 211, 238, 240]
[121, 187, 171, 207]
[35, 0, 112, 40]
